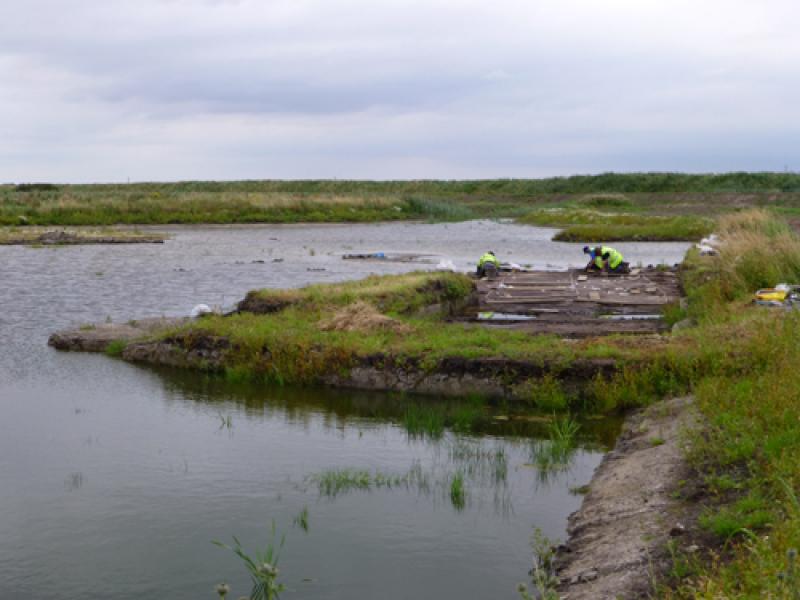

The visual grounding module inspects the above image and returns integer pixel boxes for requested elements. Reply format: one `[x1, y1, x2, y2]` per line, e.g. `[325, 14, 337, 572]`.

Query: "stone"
[669, 523, 686, 536]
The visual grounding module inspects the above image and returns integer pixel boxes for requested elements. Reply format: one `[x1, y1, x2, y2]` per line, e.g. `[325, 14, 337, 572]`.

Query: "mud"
[48, 317, 185, 352]
[1, 229, 165, 245]
[553, 396, 696, 599]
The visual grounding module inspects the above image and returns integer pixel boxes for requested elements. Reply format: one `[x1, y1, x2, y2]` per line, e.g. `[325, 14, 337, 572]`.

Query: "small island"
[0, 227, 166, 245]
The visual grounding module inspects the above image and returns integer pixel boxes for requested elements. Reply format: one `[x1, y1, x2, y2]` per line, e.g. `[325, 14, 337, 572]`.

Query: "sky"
[1, 0, 798, 182]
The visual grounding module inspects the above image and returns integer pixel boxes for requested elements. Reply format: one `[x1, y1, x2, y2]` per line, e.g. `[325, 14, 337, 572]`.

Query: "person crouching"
[583, 245, 628, 273]
[476, 251, 500, 279]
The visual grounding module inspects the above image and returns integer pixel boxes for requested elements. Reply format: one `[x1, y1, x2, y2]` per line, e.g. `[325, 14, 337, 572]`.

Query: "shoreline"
[553, 396, 699, 599]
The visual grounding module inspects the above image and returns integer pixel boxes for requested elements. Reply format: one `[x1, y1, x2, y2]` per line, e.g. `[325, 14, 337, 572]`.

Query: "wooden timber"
[471, 267, 681, 337]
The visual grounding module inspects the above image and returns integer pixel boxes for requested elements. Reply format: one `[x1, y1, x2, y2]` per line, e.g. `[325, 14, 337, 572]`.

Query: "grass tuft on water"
[309, 464, 430, 498]
[450, 471, 467, 510]
[530, 415, 581, 477]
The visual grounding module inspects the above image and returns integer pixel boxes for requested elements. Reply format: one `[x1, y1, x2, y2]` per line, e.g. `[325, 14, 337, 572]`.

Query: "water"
[0, 221, 688, 599]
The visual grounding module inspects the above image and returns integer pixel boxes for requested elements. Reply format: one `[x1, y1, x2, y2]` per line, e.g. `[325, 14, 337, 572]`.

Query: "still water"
[0, 221, 690, 599]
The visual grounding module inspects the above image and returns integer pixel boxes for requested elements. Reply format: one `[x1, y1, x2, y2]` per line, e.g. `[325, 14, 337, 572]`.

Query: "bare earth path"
[554, 397, 696, 599]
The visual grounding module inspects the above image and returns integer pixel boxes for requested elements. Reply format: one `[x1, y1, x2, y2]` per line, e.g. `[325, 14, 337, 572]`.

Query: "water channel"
[0, 221, 691, 599]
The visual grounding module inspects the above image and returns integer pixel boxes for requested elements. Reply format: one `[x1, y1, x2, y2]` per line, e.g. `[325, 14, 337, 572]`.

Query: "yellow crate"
[755, 288, 789, 302]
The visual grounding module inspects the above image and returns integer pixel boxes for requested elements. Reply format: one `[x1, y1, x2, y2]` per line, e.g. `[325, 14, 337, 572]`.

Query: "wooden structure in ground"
[473, 267, 681, 337]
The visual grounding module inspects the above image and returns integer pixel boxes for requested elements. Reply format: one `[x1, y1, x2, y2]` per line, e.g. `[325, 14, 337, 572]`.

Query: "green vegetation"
[518, 528, 560, 600]
[529, 415, 581, 475]
[447, 440, 508, 484]
[308, 465, 429, 498]
[403, 404, 446, 438]
[6, 172, 800, 226]
[292, 506, 309, 533]
[173, 271, 602, 391]
[632, 210, 800, 597]
[213, 523, 285, 600]
[449, 471, 466, 510]
[105, 339, 127, 357]
[517, 208, 713, 241]
[402, 400, 487, 438]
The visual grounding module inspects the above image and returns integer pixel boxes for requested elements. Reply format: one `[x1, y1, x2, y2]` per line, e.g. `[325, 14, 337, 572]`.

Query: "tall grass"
[6, 173, 800, 225]
[655, 210, 800, 597]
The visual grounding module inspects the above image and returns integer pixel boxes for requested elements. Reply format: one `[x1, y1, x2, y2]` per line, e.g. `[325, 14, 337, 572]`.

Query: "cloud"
[1, 0, 799, 181]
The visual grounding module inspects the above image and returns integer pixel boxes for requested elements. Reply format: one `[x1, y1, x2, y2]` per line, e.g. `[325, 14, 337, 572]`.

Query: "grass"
[517, 208, 713, 241]
[158, 261, 792, 418]
[402, 400, 487, 438]
[529, 415, 581, 476]
[449, 471, 466, 510]
[213, 522, 285, 600]
[0, 189, 441, 226]
[308, 465, 429, 498]
[6, 173, 800, 226]
[105, 339, 127, 357]
[403, 405, 446, 438]
[448, 439, 508, 484]
[632, 210, 800, 597]
[167, 271, 618, 397]
[292, 506, 309, 533]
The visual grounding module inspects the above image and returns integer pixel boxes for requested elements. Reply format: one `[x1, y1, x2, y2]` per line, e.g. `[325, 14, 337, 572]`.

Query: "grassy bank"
[149, 231, 787, 418]
[5, 173, 800, 226]
[649, 211, 800, 598]
[153, 270, 689, 412]
[517, 208, 713, 241]
[0, 190, 475, 226]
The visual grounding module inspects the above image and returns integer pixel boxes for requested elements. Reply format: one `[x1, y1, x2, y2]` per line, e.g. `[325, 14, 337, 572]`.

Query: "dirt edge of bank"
[553, 396, 698, 599]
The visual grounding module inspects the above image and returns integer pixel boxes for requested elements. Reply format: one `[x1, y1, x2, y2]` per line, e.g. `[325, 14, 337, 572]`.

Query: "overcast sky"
[1, 0, 798, 182]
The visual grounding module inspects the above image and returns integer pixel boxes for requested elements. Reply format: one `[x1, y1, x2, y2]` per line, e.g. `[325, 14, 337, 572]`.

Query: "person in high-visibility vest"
[583, 245, 626, 272]
[476, 251, 500, 278]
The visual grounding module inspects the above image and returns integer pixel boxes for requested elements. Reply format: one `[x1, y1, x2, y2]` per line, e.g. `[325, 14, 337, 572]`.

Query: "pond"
[0, 221, 689, 599]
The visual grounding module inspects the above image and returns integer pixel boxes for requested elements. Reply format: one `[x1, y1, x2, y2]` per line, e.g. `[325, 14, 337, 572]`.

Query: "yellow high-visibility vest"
[594, 246, 623, 269]
[478, 253, 500, 268]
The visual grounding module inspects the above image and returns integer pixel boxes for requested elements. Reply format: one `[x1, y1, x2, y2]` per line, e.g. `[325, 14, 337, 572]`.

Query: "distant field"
[4, 174, 800, 234]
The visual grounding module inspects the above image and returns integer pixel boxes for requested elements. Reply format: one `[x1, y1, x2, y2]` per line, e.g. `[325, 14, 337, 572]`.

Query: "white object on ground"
[191, 304, 212, 318]
[436, 259, 457, 271]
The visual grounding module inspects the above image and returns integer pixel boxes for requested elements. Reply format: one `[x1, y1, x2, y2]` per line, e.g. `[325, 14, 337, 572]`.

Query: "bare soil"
[48, 317, 185, 352]
[0, 229, 165, 245]
[554, 397, 698, 599]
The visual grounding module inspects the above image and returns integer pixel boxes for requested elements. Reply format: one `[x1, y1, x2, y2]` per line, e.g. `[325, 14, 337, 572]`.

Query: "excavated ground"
[472, 267, 681, 337]
[553, 396, 699, 600]
[48, 317, 186, 352]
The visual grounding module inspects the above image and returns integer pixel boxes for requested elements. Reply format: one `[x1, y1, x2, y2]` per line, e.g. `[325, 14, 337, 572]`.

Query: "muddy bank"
[0, 229, 165, 245]
[49, 317, 185, 352]
[120, 336, 623, 400]
[50, 319, 625, 399]
[553, 397, 697, 599]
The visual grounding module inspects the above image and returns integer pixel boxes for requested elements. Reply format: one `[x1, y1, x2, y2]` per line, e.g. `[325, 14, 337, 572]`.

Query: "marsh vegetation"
[5, 174, 800, 236]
